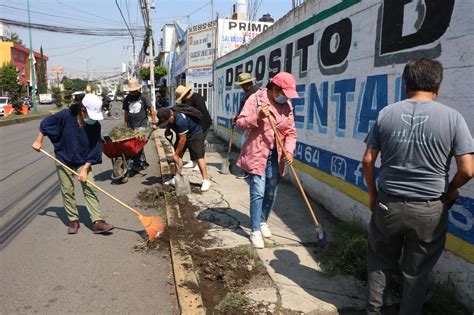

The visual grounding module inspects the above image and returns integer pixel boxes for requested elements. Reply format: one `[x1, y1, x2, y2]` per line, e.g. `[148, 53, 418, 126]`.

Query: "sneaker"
[92, 220, 114, 234]
[250, 231, 265, 248]
[164, 177, 175, 186]
[67, 220, 80, 234]
[201, 179, 211, 192]
[235, 171, 249, 179]
[183, 161, 195, 169]
[260, 222, 272, 238]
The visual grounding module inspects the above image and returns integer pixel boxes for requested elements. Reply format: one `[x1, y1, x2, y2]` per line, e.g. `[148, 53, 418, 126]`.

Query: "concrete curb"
[153, 130, 206, 315]
[0, 112, 51, 127]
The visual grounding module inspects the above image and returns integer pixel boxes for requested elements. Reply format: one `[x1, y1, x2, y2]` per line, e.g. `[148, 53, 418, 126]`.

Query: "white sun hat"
[82, 93, 104, 121]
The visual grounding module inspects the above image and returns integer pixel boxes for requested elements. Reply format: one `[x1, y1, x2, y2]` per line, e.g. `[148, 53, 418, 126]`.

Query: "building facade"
[0, 41, 48, 89]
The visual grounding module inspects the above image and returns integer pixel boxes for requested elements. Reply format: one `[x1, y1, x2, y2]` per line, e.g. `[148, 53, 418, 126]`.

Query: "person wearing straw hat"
[32, 94, 114, 235]
[122, 78, 157, 171]
[235, 72, 298, 248]
[232, 72, 259, 179]
[175, 84, 212, 169]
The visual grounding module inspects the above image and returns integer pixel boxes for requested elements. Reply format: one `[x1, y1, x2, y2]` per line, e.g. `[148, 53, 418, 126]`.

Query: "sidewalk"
[156, 130, 369, 314]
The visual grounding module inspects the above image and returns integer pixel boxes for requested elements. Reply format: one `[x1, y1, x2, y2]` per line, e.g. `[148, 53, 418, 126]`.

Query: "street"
[0, 105, 178, 314]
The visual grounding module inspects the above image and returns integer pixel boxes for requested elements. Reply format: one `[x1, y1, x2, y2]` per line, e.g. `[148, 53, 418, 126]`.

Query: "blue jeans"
[248, 149, 280, 231]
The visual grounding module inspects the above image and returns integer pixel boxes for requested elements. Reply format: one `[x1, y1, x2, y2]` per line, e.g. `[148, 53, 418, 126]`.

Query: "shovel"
[164, 132, 192, 196]
[220, 125, 234, 174]
[40, 149, 165, 240]
[266, 117, 327, 247]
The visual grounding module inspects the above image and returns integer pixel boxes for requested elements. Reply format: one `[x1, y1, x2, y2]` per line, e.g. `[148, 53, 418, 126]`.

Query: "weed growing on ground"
[232, 245, 265, 271]
[132, 239, 160, 252]
[423, 278, 471, 315]
[320, 221, 368, 281]
[215, 292, 249, 312]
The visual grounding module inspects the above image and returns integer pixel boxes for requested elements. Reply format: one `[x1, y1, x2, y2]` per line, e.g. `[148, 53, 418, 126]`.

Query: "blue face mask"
[85, 117, 96, 125]
[275, 94, 288, 104]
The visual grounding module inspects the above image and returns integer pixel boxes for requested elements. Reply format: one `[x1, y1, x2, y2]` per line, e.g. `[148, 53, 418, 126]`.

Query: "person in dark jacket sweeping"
[32, 94, 114, 235]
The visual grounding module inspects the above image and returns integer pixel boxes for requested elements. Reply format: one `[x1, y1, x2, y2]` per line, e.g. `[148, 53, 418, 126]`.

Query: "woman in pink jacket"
[235, 72, 298, 248]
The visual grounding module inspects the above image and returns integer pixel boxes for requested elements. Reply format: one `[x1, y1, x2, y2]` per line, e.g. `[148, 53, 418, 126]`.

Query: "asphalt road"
[0, 105, 178, 314]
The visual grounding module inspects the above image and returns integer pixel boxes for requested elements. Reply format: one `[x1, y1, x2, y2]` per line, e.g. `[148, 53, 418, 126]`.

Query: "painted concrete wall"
[211, 0, 473, 306]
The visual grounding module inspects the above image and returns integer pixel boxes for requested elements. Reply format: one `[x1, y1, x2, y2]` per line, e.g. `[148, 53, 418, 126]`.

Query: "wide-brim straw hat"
[235, 72, 255, 86]
[124, 78, 141, 91]
[175, 84, 193, 101]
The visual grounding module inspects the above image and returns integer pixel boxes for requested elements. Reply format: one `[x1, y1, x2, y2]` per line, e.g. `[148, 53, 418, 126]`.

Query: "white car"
[0, 96, 9, 116]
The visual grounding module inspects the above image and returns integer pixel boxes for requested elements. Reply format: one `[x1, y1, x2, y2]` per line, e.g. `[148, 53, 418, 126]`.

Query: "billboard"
[213, 0, 474, 269]
[217, 19, 273, 57]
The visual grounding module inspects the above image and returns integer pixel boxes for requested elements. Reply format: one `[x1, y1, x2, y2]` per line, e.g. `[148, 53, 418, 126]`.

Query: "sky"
[1, 0, 292, 80]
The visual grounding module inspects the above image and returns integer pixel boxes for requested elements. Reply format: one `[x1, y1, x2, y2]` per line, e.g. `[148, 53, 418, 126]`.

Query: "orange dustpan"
[40, 149, 166, 240]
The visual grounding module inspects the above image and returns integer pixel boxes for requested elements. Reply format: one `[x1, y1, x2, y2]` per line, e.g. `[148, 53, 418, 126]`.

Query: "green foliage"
[90, 84, 99, 92]
[10, 32, 23, 45]
[139, 66, 168, 81]
[52, 86, 62, 108]
[71, 78, 87, 92]
[63, 79, 74, 105]
[115, 85, 123, 96]
[0, 62, 22, 111]
[423, 279, 471, 315]
[37, 46, 47, 94]
[319, 221, 368, 281]
[102, 86, 109, 95]
[215, 292, 249, 312]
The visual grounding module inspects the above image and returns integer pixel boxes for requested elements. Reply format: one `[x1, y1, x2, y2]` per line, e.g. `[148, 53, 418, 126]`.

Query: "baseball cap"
[270, 72, 298, 98]
[82, 94, 103, 120]
[157, 107, 171, 128]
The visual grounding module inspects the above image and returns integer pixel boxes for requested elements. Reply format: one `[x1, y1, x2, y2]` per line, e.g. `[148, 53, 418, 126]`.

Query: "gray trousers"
[367, 190, 448, 315]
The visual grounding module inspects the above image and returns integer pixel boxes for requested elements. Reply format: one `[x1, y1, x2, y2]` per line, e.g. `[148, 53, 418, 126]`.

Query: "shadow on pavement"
[94, 169, 112, 182]
[197, 207, 251, 237]
[39, 206, 94, 230]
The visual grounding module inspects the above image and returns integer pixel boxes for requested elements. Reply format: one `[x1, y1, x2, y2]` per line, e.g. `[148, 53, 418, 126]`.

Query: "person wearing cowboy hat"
[122, 78, 157, 171]
[32, 94, 114, 235]
[232, 72, 259, 179]
[235, 72, 298, 249]
[175, 84, 213, 169]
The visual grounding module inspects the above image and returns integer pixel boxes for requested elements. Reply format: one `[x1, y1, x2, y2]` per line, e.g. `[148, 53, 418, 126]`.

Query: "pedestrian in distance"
[175, 84, 212, 170]
[362, 58, 473, 315]
[122, 78, 157, 172]
[235, 72, 298, 249]
[157, 106, 211, 192]
[231, 72, 260, 179]
[32, 94, 114, 235]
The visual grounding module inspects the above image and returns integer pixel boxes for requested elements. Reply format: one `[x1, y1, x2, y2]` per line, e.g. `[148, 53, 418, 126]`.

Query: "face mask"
[274, 94, 288, 104]
[85, 117, 96, 125]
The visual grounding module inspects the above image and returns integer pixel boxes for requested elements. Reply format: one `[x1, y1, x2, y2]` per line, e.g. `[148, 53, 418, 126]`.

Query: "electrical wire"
[55, 1, 123, 25]
[48, 38, 117, 57]
[0, 18, 144, 37]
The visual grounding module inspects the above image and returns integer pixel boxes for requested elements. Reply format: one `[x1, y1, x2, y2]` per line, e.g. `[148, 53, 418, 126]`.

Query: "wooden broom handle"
[227, 126, 234, 157]
[266, 117, 321, 227]
[40, 149, 142, 218]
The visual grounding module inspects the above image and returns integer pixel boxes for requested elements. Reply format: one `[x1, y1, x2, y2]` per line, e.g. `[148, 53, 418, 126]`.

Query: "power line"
[0, 4, 118, 27]
[48, 38, 117, 57]
[55, 1, 123, 25]
[0, 18, 145, 37]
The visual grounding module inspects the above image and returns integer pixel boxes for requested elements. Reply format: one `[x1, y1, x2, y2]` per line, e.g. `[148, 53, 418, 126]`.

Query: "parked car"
[0, 96, 9, 116]
[115, 94, 123, 102]
[39, 93, 52, 104]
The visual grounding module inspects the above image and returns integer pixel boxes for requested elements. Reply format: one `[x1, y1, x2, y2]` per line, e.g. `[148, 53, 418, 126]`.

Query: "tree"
[52, 86, 62, 107]
[102, 86, 110, 95]
[63, 79, 73, 105]
[37, 46, 47, 94]
[0, 62, 22, 112]
[71, 78, 87, 91]
[139, 66, 168, 81]
[10, 32, 23, 45]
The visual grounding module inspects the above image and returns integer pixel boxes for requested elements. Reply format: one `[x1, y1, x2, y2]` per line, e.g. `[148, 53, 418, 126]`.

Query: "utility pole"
[27, 0, 37, 112]
[146, 0, 156, 110]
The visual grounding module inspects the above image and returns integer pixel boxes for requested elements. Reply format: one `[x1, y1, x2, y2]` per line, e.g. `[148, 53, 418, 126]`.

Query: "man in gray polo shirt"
[362, 58, 473, 315]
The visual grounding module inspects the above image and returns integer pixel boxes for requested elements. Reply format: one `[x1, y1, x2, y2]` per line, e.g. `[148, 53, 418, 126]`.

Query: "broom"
[40, 149, 166, 240]
[266, 117, 327, 247]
